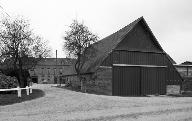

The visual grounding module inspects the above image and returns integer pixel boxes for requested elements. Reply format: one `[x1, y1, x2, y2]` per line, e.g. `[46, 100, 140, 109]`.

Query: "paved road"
[1, 84, 192, 121]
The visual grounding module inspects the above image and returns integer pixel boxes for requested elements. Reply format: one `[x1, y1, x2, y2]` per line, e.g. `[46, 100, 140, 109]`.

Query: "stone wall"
[86, 67, 112, 95]
[66, 75, 80, 88]
[66, 67, 112, 95]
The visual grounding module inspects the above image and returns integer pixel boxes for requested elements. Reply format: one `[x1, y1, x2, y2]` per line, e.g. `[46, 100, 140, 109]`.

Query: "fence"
[0, 86, 32, 97]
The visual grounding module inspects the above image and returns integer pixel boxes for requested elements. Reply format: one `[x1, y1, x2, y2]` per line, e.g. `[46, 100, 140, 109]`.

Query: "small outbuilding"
[67, 17, 183, 96]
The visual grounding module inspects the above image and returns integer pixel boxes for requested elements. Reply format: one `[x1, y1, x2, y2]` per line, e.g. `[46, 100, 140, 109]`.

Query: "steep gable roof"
[81, 17, 143, 73]
[81, 17, 176, 73]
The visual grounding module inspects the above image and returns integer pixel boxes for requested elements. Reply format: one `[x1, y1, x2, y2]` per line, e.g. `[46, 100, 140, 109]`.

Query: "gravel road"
[1, 84, 192, 121]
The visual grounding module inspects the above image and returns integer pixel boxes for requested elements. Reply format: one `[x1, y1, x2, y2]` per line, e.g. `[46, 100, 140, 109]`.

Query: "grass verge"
[0, 89, 45, 106]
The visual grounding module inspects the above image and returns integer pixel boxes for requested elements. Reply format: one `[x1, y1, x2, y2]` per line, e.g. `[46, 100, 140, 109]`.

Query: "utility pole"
[56, 50, 58, 86]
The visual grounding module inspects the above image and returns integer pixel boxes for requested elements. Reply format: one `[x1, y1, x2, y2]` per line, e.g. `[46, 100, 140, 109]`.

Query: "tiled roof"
[36, 58, 76, 66]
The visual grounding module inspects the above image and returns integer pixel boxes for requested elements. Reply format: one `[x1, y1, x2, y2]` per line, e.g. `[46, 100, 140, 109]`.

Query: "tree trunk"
[18, 58, 25, 87]
[13, 54, 22, 86]
[77, 74, 83, 91]
[80, 76, 86, 92]
[80, 79, 83, 91]
[75, 53, 87, 92]
[76, 73, 85, 92]
[18, 69, 24, 87]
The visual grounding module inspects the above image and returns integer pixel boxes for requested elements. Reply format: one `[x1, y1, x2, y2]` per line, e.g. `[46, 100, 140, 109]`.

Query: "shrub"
[0, 71, 18, 89]
[0, 68, 30, 87]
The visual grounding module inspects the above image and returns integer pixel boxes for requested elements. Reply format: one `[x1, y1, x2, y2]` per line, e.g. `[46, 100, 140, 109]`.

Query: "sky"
[0, 0, 192, 64]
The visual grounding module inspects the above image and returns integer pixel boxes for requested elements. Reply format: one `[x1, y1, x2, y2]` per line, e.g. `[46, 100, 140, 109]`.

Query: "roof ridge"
[93, 16, 143, 45]
[93, 17, 143, 71]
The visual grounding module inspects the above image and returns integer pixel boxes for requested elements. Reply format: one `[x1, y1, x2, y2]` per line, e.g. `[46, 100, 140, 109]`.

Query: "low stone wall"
[166, 85, 180, 94]
[166, 81, 192, 93]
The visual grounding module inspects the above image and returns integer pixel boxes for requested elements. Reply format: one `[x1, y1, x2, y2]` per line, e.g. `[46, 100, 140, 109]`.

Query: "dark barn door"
[112, 65, 166, 96]
[113, 66, 141, 96]
[141, 67, 166, 95]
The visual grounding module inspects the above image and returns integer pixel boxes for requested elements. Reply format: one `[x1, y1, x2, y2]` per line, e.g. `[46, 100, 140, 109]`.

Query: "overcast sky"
[0, 0, 192, 64]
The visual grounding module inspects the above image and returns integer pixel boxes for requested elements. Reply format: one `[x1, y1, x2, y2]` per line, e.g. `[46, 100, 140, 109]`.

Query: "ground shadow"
[0, 89, 45, 106]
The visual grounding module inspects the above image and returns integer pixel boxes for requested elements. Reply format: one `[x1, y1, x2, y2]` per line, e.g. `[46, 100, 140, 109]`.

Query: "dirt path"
[1, 84, 192, 121]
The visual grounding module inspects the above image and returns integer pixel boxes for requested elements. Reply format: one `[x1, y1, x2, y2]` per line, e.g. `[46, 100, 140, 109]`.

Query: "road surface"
[1, 84, 192, 121]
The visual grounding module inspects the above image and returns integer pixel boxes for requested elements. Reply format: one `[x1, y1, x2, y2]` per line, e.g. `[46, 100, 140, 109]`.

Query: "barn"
[67, 17, 183, 96]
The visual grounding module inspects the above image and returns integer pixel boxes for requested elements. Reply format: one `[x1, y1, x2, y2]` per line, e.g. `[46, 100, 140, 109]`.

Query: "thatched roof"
[81, 17, 144, 73]
[80, 17, 176, 74]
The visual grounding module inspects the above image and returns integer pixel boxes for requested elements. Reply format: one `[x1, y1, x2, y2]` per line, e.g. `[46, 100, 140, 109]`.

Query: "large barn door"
[112, 65, 166, 96]
[141, 67, 166, 95]
[112, 66, 141, 96]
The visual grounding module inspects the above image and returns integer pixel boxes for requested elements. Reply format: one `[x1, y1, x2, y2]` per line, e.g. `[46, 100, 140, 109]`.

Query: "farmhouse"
[29, 58, 75, 84]
[67, 17, 183, 96]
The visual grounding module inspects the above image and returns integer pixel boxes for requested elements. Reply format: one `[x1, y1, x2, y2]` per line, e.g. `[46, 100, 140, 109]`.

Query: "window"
[59, 68, 63, 75]
[47, 68, 50, 75]
[54, 68, 57, 75]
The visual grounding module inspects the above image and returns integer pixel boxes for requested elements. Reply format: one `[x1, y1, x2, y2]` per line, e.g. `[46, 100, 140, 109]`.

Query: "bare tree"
[0, 17, 51, 87]
[63, 20, 98, 91]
